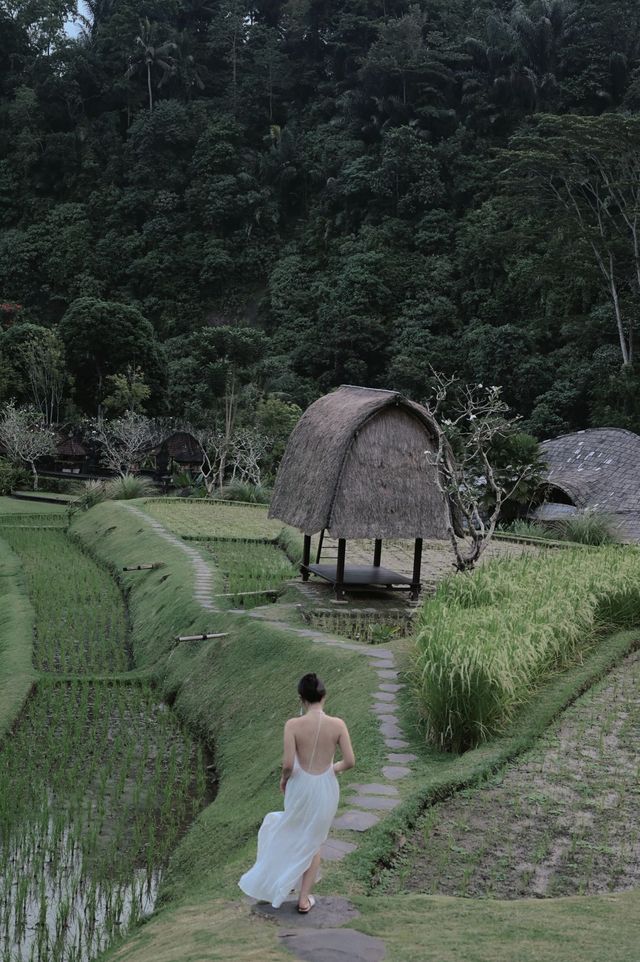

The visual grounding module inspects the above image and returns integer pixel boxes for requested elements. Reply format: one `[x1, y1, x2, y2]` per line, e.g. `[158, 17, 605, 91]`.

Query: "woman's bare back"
[289, 712, 348, 773]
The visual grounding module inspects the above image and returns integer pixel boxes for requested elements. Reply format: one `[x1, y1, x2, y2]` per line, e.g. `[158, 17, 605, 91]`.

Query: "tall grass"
[502, 512, 617, 546]
[413, 547, 640, 752]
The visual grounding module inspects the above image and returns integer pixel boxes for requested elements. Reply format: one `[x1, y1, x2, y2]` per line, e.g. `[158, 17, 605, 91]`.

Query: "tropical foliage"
[1, 0, 640, 436]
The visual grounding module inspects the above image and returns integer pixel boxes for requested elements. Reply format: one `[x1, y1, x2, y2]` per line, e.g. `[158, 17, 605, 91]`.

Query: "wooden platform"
[304, 563, 414, 589]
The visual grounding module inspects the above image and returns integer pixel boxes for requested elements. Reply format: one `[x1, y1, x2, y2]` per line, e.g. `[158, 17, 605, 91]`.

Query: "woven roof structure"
[269, 385, 451, 539]
[158, 431, 202, 463]
[536, 427, 640, 541]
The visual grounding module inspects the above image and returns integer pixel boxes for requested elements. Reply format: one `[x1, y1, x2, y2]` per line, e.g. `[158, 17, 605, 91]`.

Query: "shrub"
[105, 474, 157, 500]
[70, 479, 109, 513]
[0, 458, 30, 495]
[560, 512, 616, 545]
[220, 482, 272, 504]
[413, 547, 640, 752]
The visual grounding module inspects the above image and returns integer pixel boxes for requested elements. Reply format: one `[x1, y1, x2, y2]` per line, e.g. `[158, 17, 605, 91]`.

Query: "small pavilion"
[268, 385, 451, 600]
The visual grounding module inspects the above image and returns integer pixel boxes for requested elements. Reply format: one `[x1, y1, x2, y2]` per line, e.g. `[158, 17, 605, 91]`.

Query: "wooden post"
[301, 534, 311, 581]
[410, 538, 423, 601]
[335, 538, 346, 601]
[373, 539, 382, 568]
[316, 529, 325, 564]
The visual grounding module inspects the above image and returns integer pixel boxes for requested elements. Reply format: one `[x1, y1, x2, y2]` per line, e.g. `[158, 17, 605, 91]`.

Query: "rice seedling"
[0, 528, 129, 673]
[0, 512, 67, 528]
[142, 499, 285, 541]
[0, 682, 212, 962]
[194, 540, 297, 606]
[413, 546, 640, 751]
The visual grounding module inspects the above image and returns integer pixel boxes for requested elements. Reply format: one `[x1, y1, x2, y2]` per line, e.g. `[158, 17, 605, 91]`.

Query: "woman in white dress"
[239, 673, 355, 913]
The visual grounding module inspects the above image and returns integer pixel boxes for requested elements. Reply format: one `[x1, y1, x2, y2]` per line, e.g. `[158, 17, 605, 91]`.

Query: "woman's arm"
[280, 719, 296, 793]
[333, 720, 355, 775]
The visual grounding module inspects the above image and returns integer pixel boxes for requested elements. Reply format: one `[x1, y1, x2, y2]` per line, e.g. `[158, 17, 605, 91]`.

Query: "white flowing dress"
[238, 715, 340, 908]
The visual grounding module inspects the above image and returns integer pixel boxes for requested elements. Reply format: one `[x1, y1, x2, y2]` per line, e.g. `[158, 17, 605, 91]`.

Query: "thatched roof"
[538, 427, 640, 541]
[269, 385, 451, 539]
[56, 438, 87, 458]
[159, 431, 202, 463]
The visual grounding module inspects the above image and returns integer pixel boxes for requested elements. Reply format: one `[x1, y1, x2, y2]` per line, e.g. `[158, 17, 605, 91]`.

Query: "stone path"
[253, 897, 386, 961]
[134, 505, 418, 960]
[125, 504, 219, 612]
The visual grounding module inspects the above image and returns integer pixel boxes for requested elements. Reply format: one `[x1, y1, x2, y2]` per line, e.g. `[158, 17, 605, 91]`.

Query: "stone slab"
[379, 723, 403, 738]
[253, 896, 359, 928]
[382, 766, 410, 780]
[320, 838, 358, 862]
[350, 783, 399, 796]
[378, 683, 403, 692]
[279, 927, 386, 962]
[372, 703, 398, 715]
[376, 670, 399, 680]
[373, 690, 397, 702]
[371, 661, 395, 670]
[349, 794, 401, 811]
[364, 648, 393, 660]
[385, 738, 409, 749]
[332, 810, 380, 831]
[387, 753, 417, 764]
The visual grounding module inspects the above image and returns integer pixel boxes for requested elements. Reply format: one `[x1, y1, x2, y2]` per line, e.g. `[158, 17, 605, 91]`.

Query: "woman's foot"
[297, 895, 316, 914]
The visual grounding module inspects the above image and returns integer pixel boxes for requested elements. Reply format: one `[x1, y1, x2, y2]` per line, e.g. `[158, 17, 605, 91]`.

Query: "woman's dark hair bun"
[297, 672, 326, 704]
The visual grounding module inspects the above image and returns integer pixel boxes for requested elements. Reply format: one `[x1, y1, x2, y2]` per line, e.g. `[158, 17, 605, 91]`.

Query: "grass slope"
[70, 501, 385, 908]
[0, 537, 36, 737]
[66, 500, 640, 962]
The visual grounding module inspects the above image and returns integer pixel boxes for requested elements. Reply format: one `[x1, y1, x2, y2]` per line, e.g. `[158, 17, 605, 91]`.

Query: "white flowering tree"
[193, 427, 227, 495]
[425, 373, 542, 571]
[229, 429, 271, 486]
[0, 401, 57, 490]
[90, 411, 161, 477]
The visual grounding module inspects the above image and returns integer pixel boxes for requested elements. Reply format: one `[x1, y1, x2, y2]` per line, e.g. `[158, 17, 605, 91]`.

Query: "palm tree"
[125, 18, 178, 111]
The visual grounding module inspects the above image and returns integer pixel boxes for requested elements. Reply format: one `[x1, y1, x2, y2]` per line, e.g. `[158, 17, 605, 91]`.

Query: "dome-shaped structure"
[269, 385, 451, 599]
[534, 427, 640, 541]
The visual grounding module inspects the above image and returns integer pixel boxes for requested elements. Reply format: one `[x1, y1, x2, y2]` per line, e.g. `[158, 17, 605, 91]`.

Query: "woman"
[238, 672, 355, 913]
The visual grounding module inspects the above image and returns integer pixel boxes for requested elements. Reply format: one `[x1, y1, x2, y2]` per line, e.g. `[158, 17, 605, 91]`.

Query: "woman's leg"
[298, 851, 321, 909]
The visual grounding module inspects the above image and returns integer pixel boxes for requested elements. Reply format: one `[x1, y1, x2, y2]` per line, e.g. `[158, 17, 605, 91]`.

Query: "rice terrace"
[1, 436, 640, 961]
[3, 2, 640, 957]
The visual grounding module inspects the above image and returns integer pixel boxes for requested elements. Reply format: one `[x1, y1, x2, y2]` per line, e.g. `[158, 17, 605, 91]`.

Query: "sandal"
[297, 895, 316, 914]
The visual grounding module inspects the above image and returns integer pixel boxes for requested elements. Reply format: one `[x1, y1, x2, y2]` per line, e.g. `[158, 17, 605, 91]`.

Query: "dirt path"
[388, 650, 640, 900]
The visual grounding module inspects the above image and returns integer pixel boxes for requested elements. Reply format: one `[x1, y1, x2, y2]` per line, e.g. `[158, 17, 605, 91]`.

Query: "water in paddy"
[0, 525, 215, 962]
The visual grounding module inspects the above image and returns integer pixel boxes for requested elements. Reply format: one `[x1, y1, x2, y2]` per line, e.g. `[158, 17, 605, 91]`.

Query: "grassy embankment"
[63, 498, 639, 962]
[0, 535, 36, 737]
[69, 501, 387, 908]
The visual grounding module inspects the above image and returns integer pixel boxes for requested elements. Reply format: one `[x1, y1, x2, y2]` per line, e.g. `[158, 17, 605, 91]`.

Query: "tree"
[103, 365, 151, 414]
[501, 114, 640, 366]
[59, 298, 165, 413]
[20, 328, 69, 424]
[0, 401, 56, 490]
[125, 18, 178, 111]
[89, 411, 161, 476]
[425, 374, 543, 571]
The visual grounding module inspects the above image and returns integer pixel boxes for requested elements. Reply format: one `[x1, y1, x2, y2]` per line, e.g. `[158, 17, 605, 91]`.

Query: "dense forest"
[2, 0, 640, 438]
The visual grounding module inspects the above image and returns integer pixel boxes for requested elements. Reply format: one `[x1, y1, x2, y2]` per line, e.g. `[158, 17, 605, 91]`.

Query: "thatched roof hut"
[533, 427, 640, 542]
[269, 385, 451, 599]
[155, 431, 202, 473]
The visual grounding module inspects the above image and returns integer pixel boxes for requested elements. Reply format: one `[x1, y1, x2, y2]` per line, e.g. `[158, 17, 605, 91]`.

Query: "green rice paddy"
[142, 499, 285, 541]
[0, 505, 214, 962]
[192, 540, 297, 606]
[0, 529, 129, 673]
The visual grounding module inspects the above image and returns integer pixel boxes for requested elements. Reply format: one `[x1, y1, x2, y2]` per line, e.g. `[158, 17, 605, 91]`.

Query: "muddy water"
[0, 682, 215, 962]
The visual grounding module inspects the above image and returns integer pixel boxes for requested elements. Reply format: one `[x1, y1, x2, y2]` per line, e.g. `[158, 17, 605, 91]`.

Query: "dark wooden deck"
[304, 563, 414, 588]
